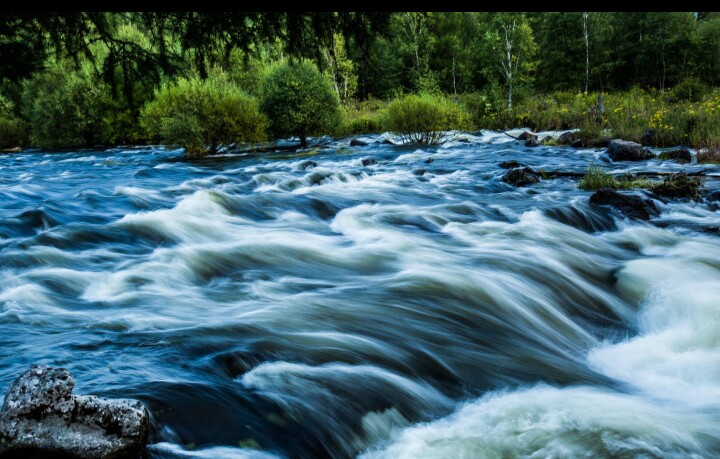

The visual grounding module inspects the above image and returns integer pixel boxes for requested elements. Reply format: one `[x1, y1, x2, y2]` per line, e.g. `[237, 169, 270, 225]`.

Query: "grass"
[461, 87, 720, 149]
[578, 165, 651, 191]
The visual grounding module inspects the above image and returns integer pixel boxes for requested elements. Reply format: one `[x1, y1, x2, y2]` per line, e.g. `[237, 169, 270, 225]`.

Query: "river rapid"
[1, 131, 719, 458]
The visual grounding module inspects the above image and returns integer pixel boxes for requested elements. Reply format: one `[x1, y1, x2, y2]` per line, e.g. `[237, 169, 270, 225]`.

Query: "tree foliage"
[384, 93, 470, 144]
[259, 60, 340, 147]
[141, 70, 267, 158]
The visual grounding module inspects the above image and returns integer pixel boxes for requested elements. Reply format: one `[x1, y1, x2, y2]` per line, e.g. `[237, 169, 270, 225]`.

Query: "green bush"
[384, 93, 471, 144]
[260, 60, 340, 148]
[21, 61, 112, 148]
[336, 98, 388, 136]
[0, 95, 29, 148]
[141, 70, 267, 158]
[670, 78, 707, 102]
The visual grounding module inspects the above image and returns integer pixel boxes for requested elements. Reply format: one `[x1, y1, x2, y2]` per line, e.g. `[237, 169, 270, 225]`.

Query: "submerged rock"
[589, 188, 659, 220]
[502, 167, 540, 187]
[525, 138, 540, 147]
[658, 148, 692, 164]
[0, 365, 149, 459]
[607, 140, 655, 161]
[361, 158, 377, 166]
[571, 139, 585, 149]
[499, 160, 526, 169]
[299, 160, 317, 170]
[350, 139, 368, 147]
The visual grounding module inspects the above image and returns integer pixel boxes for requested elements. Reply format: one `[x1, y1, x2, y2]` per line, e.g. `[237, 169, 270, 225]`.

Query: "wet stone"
[0, 365, 149, 459]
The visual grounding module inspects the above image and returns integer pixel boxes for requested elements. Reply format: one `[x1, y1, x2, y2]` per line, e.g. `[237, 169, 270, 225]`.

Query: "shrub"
[0, 95, 29, 148]
[141, 70, 267, 158]
[336, 98, 387, 136]
[670, 78, 707, 102]
[21, 61, 112, 148]
[384, 93, 471, 144]
[260, 60, 340, 148]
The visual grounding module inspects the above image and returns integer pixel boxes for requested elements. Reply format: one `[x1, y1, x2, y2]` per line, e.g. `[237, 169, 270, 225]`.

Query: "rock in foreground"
[0, 365, 149, 459]
[589, 188, 659, 220]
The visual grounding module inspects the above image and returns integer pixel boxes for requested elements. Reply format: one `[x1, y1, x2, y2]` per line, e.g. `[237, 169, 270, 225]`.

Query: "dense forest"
[2, 12, 720, 155]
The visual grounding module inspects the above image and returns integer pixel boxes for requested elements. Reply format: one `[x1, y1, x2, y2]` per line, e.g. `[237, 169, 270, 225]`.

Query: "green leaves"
[384, 93, 470, 144]
[259, 60, 340, 147]
[141, 70, 267, 158]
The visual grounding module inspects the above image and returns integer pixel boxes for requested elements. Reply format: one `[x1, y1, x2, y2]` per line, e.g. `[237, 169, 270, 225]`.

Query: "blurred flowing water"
[1, 131, 719, 458]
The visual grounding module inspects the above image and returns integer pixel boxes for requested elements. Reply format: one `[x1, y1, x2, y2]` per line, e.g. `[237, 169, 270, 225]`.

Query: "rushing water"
[1, 131, 719, 458]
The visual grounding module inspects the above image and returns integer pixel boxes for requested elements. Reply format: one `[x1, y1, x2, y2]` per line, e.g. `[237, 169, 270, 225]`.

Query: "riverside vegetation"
[2, 12, 720, 160]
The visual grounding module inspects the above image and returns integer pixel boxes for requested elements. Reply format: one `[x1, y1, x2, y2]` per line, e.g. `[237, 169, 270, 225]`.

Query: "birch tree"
[484, 13, 537, 110]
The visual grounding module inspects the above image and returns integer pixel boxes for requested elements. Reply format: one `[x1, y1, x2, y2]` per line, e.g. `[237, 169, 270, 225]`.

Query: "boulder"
[589, 189, 659, 220]
[501, 167, 540, 187]
[499, 160, 526, 169]
[361, 158, 377, 166]
[0, 365, 149, 459]
[524, 138, 540, 147]
[607, 139, 655, 161]
[540, 136, 555, 145]
[557, 131, 576, 146]
[424, 158, 434, 164]
[299, 160, 317, 170]
[350, 139, 368, 147]
[658, 148, 692, 164]
[571, 139, 585, 148]
[517, 131, 537, 141]
[413, 168, 426, 176]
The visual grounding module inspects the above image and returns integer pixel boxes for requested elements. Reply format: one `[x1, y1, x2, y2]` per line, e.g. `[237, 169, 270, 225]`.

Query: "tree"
[484, 13, 537, 110]
[259, 60, 340, 148]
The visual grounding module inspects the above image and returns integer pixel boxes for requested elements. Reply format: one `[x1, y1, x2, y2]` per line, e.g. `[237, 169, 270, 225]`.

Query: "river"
[1, 131, 719, 458]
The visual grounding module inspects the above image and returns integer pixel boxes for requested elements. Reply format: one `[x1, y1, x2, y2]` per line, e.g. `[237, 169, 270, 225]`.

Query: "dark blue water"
[1, 131, 719, 458]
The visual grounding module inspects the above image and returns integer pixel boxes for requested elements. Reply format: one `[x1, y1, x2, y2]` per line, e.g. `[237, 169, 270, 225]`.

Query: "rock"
[586, 137, 611, 148]
[707, 190, 720, 202]
[540, 136, 555, 145]
[557, 131, 576, 146]
[361, 158, 377, 166]
[640, 128, 656, 146]
[650, 172, 703, 199]
[457, 137, 471, 143]
[350, 139, 368, 147]
[380, 139, 395, 145]
[299, 160, 317, 170]
[517, 131, 537, 141]
[571, 139, 585, 148]
[413, 168, 426, 176]
[0, 147, 22, 154]
[501, 167, 540, 187]
[658, 148, 692, 164]
[524, 138, 540, 147]
[424, 158, 434, 164]
[589, 188, 659, 220]
[606, 139, 655, 161]
[499, 160, 526, 169]
[0, 365, 149, 459]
